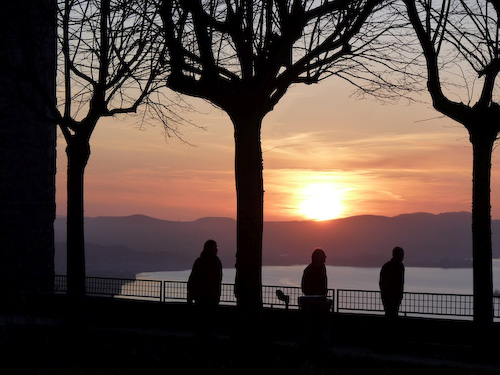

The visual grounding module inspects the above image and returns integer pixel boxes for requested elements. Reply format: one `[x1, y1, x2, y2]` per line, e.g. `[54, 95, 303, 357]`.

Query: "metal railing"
[161, 282, 334, 309]
[55, 275, 163, 301]
[336, 289, 478, 318]
[54, 275, 500, 320]
[54, 275, 334, 309]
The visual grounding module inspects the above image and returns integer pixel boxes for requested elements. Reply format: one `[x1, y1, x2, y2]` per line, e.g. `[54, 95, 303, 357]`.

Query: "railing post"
[335, 289, 339, 313]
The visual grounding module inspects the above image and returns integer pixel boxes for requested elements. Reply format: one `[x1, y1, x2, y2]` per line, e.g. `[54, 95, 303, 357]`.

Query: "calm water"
[138, 259, 500, 295]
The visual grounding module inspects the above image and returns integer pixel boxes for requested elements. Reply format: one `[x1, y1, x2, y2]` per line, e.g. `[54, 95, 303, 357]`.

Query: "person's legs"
[383, 299, 399, 319]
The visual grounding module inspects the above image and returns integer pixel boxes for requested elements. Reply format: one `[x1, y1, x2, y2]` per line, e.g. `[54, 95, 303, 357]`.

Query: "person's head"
[392, 246, 404, 262]
[311, 248, 326, 265]
[201, 239, 218, 257]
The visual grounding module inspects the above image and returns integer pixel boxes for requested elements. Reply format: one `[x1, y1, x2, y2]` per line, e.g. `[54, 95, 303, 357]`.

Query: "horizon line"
[55, 210, 476, 222]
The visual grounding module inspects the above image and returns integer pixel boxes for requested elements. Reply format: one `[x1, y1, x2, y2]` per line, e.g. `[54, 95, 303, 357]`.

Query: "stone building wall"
[0, 0, 56, 302]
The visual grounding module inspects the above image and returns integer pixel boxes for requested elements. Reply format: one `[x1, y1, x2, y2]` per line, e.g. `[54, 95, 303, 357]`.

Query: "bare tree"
[395, 0, 500, 328]
[159, 0, 384, 317]
[56, 0, 181, 304]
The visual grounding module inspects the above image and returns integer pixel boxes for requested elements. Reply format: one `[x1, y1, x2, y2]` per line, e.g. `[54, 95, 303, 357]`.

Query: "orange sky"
[56, 77, 493, 222]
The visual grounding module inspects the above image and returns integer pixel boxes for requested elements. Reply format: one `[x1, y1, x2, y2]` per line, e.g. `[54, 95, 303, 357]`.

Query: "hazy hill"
[54, 212, 500, 278]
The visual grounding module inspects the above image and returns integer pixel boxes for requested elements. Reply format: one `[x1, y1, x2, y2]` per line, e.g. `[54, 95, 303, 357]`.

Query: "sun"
[298, 183, 345, 221]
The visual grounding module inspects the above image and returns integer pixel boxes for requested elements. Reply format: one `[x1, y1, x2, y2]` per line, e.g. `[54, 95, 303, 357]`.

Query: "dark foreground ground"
[0, 296, 499, 375]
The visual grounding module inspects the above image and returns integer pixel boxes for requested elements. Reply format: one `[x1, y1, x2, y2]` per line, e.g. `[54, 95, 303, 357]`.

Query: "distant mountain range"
[54, 212, 500, 278]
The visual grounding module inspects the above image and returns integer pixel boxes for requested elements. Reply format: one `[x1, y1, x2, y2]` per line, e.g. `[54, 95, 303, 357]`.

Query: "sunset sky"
[55, 76, 496, 222]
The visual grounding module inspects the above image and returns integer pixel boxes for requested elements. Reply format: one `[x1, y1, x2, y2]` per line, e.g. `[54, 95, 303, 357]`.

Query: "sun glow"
[298, 183, 346, 221]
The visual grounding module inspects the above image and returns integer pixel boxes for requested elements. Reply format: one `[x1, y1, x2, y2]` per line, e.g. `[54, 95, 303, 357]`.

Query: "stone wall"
[0, 0, 56, 303]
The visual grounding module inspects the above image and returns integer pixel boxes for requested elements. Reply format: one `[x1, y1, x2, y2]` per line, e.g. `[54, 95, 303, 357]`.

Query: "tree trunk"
[230, 111, 265, 371]
[66, 137, 90, 302]
[233, 114, 264, 315]
[470, 129, 494, 327]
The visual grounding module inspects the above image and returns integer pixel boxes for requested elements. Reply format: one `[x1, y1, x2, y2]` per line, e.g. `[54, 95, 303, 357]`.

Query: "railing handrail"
[53, 275, 500, 320]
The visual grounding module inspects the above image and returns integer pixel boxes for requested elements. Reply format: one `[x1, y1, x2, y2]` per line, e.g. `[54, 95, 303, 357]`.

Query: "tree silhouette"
[399, 0, 499, 326]
[55, 0, 182, 304]
[160, 0, 382, 316]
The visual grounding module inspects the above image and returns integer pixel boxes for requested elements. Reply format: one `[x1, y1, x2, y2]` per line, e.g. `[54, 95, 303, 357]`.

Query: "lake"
[137, 259, 500, 295]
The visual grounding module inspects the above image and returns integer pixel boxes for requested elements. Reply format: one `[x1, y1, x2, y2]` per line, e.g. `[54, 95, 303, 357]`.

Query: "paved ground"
[0, 297, 499, 374]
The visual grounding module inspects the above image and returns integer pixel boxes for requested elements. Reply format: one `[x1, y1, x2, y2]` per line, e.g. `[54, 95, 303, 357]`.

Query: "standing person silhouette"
[301, 248, 327, 296]
[187, 239, 222, 339]
[300, 247, 330, 353]
[379, 246, 405, 319]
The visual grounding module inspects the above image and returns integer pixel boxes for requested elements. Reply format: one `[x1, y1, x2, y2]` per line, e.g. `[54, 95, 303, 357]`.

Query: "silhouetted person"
[187, 239, 222, 340]
[379, 246, 405, 319]
[302, 248, 327, 296]
[300, 248, 330, 353]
